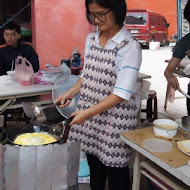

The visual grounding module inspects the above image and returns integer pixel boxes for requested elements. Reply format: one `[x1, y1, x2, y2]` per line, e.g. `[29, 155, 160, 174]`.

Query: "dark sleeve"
[0, 50, 7, 76]
[25, 45, 40, 72]
[0, 62, 6, 76]
[173, 36, 187, 59]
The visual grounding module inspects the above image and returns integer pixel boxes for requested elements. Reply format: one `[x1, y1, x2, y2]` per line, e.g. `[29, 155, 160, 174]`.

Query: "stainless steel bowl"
[182, 116, 190, 131]
[183, 131, 190, 139]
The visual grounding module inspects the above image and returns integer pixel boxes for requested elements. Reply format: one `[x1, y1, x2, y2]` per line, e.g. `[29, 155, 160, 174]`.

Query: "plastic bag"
[136, 80, 151, 100]
[34, 63, 71, 85]
[179, 55, 190, 69]
[15, 56, 34, 86]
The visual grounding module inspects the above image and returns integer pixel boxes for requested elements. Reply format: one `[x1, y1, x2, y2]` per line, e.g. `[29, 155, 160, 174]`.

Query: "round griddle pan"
[7, 123, 64, 146]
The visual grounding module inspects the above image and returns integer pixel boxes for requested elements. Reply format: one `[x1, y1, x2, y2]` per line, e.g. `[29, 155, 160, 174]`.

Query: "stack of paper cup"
[7, 71, 15, 82]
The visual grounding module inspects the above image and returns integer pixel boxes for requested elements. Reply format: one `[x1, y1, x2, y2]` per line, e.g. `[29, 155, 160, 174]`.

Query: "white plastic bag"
[15, 56, 34, 86]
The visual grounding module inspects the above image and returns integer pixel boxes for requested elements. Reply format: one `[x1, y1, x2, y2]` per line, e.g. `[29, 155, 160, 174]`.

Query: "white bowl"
[153, 119, 178, 139]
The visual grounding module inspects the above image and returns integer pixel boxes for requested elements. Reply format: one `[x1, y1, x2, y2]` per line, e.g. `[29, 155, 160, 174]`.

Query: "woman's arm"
[164, 57, 182, 90]
[70, 94, 124, 125]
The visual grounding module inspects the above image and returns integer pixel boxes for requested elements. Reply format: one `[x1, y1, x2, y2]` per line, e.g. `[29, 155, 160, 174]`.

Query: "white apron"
[68, 36, 138, 167]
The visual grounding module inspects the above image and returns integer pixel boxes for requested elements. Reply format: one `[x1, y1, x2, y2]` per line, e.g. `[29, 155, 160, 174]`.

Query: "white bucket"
[149, 42, 160, 50]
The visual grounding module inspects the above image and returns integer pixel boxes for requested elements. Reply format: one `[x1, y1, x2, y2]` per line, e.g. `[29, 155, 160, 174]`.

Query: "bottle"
[72, 52, 81, 67]
[70, 47, 81, 75]
[70, 47, 78, 68]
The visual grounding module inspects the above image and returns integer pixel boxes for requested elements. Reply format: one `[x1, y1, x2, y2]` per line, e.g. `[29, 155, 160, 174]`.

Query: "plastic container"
[149, 42, 160, 50]
[61, 59, 70, 68]
[7, 71, 15, 82]
[71, 67, 80, 75]
[153, 119, 178, 139]
[21, 29, 32, 36]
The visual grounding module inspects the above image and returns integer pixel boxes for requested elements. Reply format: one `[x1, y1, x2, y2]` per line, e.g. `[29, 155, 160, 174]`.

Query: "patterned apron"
[68, 36, 138, 167]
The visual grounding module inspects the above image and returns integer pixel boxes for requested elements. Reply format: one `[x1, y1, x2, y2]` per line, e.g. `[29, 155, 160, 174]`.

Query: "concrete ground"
[140, 45, 189, 120]
[0, 46, 188, 190]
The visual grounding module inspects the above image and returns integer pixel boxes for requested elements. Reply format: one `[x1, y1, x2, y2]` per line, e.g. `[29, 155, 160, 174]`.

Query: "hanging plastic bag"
[15, 55, 34, 86]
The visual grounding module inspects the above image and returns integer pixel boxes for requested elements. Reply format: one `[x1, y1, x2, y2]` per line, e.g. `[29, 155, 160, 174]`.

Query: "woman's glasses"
[88, 9, 111, 23]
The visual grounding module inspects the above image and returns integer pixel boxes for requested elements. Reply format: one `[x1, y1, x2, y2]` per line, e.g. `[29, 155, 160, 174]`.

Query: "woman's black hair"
[184, 0, 190, 23]
[85, 0, 127, 26]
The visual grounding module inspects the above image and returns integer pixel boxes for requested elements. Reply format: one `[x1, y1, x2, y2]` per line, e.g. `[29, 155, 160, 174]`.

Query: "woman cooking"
[55, 0, 142, 189]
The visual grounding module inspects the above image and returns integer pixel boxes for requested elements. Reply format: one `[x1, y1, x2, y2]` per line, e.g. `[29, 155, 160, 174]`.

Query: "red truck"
[125, 9, 169, 46]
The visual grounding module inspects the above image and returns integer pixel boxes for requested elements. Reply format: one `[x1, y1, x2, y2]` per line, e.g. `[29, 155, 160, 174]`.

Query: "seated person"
[0, 22, 40, 123]
[0, 21, 39, 76]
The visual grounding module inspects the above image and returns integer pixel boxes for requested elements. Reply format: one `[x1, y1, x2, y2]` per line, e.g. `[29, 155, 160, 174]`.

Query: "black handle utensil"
[22, 100, 72, 118]
[62, 115, 75, 143]
[62, 116, 75, 126]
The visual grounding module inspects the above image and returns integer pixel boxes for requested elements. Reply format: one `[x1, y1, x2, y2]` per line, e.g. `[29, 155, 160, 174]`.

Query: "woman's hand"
[70, 109, 92, 125]
[166, 74, 179, 90]
[164, 57, 182, 90]
[54, 91, 74, 107]
[69, 94, 124, 126]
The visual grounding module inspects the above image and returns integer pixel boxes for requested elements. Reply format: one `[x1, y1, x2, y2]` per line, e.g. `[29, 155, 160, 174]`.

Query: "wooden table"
[121, 127, 190, 190]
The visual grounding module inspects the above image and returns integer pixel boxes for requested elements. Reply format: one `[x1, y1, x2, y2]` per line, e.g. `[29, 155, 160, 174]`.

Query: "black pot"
[7, 123, 64, 146]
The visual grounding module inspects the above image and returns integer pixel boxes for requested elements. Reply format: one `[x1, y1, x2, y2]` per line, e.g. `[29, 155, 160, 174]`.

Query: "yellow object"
[14, 132, 57, 146]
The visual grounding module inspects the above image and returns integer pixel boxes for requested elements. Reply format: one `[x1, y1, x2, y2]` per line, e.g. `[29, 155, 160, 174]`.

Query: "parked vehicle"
[169, 33, 177, 51]
[125, 9, 169, 46]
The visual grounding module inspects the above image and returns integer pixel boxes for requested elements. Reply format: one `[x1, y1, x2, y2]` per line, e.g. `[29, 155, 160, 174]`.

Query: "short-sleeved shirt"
[82, 26, 142, 101]
[173, 33, 190, 59]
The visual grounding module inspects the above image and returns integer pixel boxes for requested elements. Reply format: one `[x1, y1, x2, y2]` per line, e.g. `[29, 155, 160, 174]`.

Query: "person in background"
[55, 0, 142, 189]
[164, 0, 190, 115]
[0, 21, 39, 76]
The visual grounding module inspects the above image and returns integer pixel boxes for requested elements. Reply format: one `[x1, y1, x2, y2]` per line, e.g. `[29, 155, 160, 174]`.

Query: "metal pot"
[7, 123, 65, 146]
[181, 116, 190, 131]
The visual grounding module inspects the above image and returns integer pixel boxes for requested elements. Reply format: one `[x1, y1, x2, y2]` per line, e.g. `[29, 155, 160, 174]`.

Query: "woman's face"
[88, 2, 118, 32]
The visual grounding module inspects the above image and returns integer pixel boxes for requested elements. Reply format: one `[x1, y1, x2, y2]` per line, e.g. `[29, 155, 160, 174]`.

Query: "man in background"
[0, 22, 39, 123]
[0, 21, 39, 76]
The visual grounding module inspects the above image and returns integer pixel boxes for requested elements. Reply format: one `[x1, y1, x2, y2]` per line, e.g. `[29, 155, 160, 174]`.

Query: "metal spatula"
[178, 88, 190, 99]
[22, 102, 62, 118]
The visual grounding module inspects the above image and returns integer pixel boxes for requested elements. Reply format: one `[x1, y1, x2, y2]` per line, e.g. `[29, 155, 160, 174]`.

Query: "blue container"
[72, 57, 81, 68]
